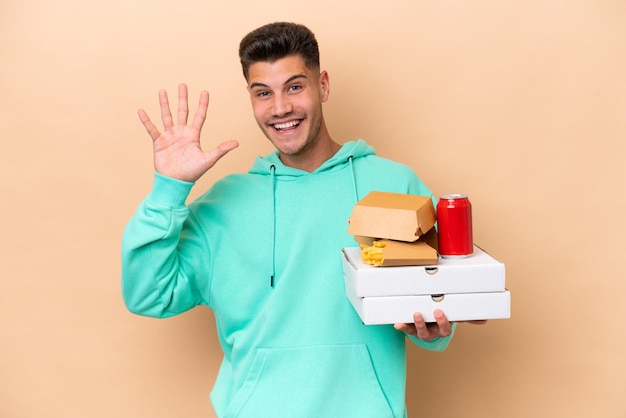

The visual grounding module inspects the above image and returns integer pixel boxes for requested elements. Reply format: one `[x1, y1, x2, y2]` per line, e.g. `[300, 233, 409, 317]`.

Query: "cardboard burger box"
[347, 191, 439, 267]
[347, 191, 436, 243]
[353, 229, 439, 267]
[343, 191, 511, 324]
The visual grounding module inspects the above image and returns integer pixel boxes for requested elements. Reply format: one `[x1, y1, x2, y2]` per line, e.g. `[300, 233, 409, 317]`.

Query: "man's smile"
[272, 119, 302, 132]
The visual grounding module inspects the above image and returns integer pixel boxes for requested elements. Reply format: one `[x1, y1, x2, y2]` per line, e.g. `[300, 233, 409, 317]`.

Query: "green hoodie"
[122, 139, 453, 418]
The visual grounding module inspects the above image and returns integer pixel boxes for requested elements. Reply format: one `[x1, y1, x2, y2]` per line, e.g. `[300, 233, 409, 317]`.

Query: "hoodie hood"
[248, 139, 376, 177]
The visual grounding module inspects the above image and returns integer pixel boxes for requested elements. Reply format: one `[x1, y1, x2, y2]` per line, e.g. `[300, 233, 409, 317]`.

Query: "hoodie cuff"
[146, 171, 194, 209]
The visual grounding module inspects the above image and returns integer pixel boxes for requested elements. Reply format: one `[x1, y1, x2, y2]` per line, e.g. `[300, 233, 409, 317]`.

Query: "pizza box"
[342, 245, 505, 297]
[345, 289, 511, 324]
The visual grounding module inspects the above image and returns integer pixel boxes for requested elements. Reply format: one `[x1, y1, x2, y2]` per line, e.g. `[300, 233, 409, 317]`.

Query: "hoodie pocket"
[224, 344, 395, 418]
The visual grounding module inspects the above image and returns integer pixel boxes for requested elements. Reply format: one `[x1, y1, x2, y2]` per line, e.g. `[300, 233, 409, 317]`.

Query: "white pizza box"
[346, 289, 511, 324]
[342, 245, 505, 297]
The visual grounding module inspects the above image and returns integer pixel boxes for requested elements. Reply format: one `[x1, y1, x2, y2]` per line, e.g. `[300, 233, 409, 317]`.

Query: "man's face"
[247, 55, 329, 158]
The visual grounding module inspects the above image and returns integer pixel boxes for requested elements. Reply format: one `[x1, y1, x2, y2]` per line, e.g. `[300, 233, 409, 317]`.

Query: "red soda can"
[437, 194, 473, 258]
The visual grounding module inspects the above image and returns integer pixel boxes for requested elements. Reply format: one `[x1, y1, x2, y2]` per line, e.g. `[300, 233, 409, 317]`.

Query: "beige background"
[2, 0, 625, 417]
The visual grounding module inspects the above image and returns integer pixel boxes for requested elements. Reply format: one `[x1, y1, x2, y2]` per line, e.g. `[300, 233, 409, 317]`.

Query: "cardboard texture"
[345, 290, 511, 324]
[347, 191, 436, 242]
[353, 227, 439, 250]
[342, 245, 505, 297]
[342, 245, 511, 324]
[366, 240, 438, 267]
[354, 229, 439, 267]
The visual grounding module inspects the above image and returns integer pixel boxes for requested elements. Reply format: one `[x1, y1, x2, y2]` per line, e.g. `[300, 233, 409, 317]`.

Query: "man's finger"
[203, 140, 240, 168]
[138, 109, 162, 141]
[433, 309, 452, 337]
[177, 83, 189, 125]
[159, 89, 174, 130]
[191, 90, 210, 132]
[394, 322, 417, 338]
[413, 312, 432, 340]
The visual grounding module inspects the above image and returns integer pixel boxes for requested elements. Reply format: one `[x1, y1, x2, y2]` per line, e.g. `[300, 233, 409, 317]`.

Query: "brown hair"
[239, 22, 320, 80]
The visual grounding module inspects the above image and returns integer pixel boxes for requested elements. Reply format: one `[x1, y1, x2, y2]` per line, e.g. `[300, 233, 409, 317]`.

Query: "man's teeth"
[274, 120, 300, 130]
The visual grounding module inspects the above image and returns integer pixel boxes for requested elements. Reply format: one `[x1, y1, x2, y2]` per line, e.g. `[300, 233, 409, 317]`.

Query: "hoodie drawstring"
[270, 164, 277, 287]
[348, 155, 359, 203]
[268, 156, 359, 288]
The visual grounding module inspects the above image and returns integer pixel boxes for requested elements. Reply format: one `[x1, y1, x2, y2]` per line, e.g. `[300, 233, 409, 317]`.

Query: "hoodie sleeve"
[407, 323, 457, 351]
[121, 172, 209, 318]
[407, 172, 437, 204]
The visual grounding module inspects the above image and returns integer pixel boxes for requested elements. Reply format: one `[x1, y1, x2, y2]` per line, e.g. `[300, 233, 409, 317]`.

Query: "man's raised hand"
[138, 83, 239, 182]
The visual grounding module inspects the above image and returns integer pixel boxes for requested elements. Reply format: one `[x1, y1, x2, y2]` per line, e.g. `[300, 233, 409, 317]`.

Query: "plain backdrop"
[1, 1, 625, 417]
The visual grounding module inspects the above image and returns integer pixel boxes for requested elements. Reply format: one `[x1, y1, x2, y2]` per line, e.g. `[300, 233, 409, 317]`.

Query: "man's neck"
[279, 138, 341, 173]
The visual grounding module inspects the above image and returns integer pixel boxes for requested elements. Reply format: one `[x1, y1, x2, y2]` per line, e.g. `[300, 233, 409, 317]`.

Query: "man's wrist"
[147, 171, 194, 209]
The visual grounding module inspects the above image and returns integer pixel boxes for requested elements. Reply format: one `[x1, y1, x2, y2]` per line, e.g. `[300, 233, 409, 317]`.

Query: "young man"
[123, 22, 459, 417]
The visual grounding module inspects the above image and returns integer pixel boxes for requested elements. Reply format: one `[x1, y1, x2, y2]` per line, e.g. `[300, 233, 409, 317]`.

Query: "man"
[123, 22, 463, 417]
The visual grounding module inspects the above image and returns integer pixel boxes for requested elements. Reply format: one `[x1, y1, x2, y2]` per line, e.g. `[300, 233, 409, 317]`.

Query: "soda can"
[436, 194, 473, 258]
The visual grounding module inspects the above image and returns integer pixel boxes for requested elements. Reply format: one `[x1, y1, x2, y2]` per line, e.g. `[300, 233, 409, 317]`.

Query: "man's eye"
[257, 91, 270, 97]
[288, 85, 302, 92]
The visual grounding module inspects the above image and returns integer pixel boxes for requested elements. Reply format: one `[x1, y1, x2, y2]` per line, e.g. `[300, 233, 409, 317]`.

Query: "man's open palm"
[138, 83, 239, 183]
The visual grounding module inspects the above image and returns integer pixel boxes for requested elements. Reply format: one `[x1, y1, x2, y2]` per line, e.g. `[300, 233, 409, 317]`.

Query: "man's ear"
[320, 70, 330, 102]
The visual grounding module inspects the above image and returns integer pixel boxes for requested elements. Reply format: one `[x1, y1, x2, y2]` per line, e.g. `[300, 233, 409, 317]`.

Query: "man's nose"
[272, 93, 293, 117]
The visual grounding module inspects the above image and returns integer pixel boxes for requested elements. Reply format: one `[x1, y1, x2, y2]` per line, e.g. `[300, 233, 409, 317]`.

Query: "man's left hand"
[394, 309, 487, 341]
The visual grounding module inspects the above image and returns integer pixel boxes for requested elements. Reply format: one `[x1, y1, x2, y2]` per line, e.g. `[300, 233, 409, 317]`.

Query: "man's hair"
[239, 22, 320, 80]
